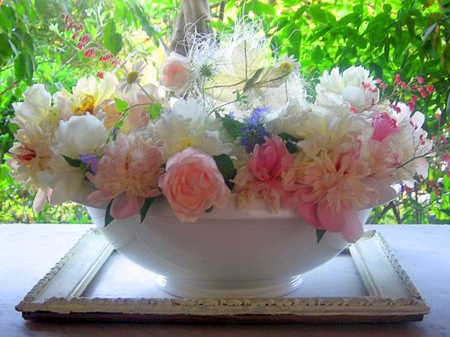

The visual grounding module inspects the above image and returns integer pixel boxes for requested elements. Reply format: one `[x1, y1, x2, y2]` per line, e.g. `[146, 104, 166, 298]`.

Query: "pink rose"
[160, 52, 191, 94]
[247, 136, 292, 181]
[159, 148, 231, 222]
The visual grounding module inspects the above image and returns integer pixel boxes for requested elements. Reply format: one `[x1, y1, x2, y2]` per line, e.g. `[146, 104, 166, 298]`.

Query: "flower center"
[182, 138, 193, 148]
[78, 95, 95, 115]
[199, 64, 214, 79]
[278, 61, 293, 72]
[127, 71, 139, 84]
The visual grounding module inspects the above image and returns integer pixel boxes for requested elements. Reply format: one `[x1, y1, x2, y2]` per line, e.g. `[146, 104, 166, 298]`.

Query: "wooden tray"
[16, 229, 430, 324]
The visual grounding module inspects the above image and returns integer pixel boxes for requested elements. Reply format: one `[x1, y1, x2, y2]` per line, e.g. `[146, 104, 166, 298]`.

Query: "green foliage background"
[1, 0, 449, 224]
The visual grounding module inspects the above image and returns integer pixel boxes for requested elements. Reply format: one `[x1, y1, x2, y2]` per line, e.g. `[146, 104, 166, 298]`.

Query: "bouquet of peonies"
[8, 24, 434, 242]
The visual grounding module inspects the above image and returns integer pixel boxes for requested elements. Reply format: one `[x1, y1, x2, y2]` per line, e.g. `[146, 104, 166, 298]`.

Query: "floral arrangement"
[8, 24, 435, 243]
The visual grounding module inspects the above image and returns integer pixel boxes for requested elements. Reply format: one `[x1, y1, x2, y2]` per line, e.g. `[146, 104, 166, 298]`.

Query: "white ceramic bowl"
[86, 195, 373, 298]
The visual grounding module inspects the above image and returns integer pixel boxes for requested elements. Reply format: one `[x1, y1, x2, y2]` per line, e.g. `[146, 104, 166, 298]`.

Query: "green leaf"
[0, 6, 16, 32]
[22, 32, 34, 54]
[140, 197, 156, 223]
[213, 154, 237, 190]
[105, 199, 114, 227]
[114, 98, 128, 112]
[0, 34, 13, 58]
[148, 103, 162, 119]
[309, 5, 335, 24]
[316, 229, 326, 244]
[278, 132, 300, 154]
[104, 19, 116, 45]
[35, 0, 48, 16]
[423, 23, 437, 44]
[312, 46, 323, 62]
[365, 13, 389, 34]
[369, 62, 383, 79]
[105, 32, 123, 55]
[62, 155, 82, 168]
[222, 116, 244, 140]
[14, 52, 34, 81]
[383, 3, 392, 14]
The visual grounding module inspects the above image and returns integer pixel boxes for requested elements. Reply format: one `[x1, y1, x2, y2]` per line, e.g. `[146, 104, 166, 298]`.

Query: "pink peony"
[287, 149, 376, 243]
[87, 133, 163, 219]
[247, 136, 292, 181]
[298, 200, 363, 243]
[158, 148, 230, 222]
[160, 52, 191, 94]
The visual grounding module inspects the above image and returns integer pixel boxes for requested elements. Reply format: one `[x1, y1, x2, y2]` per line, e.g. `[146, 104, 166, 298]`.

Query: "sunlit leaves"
[104, 19, 123, 55]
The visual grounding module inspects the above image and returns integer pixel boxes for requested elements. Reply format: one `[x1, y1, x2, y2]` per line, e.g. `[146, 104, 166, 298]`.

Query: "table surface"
[1, 224, 449, 337]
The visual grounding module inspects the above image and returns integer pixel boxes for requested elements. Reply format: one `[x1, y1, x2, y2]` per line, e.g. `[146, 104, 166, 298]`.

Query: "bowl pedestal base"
[156, 274, 304, 298]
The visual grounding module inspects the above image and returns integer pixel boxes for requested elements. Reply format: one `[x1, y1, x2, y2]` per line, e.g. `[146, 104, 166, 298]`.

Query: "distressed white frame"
[16, 229, 430, 323]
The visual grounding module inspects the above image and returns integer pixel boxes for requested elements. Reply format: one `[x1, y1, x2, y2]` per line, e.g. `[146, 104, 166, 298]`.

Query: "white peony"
[36, 156, 85, 205]
[154, 98, 233, 159]
[7, 124, 53, 190]
[316, 66, 379, 110]
[277, 99, 372, 157]
[12, 84, 52, 126]
[368, 103, 432, 184]
[54, 114, 108, 159]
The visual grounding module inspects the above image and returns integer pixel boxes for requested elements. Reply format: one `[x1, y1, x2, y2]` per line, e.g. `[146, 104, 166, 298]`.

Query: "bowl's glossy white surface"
[87, 196, 372, 298]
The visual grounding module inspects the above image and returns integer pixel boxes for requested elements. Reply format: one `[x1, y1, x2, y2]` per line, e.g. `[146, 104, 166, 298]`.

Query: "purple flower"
[80, 154, 99, 174]
[239, 107, 271, 153]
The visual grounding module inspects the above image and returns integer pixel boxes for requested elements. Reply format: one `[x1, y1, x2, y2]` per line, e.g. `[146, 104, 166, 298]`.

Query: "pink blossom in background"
[160, 52, 191, 94]
[87, 133, 163, 219]
[159, 148, 230, 222]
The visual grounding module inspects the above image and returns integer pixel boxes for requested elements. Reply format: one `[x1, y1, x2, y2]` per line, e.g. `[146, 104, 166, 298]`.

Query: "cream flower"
[278, 99, 371, 157]
[8, 125, 53, 191]
[12, 84, 52, 126]
[55, 72, 118, 118]
[53, 114, 108, 159]
[288, 150, 376, 212]
[121, 84, 162, 134]
[154, 98, 233, 159]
